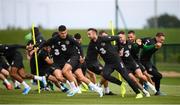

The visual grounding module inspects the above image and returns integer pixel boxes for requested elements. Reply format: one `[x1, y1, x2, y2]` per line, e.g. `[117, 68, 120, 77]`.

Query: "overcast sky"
[0, 0, 179, 29]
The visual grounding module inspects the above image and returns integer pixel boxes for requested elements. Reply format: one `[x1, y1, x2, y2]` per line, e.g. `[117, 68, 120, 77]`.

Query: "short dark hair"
[156, 32, 165, 37]
[117, 31, 125, 35]
[99, 30, 107, 35]
[58, 25, 66, 32]
[43, 41, 49, 47]
[128, 30, 135, 34]
[87, 28, 98, 34]
[74, 33, 81, 39]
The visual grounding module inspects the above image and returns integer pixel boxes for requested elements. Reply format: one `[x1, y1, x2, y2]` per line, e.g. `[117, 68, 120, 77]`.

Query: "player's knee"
[21, 75, 26, 79]
[10, 72, 16, 78]
[78, 76, 85, 81]
[62, 69, 69, 75]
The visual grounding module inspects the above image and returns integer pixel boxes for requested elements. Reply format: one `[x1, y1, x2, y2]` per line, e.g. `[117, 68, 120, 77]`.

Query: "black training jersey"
[130, 42, 141, 61]
[140, 37, 157, 61]
[116, 41, 135, 63]
[85, 40, 98, 63]
[93, 36, 121, 64]
[44, 35, 81, 60]
[0, 44, 25, 56]
[0, 44, 25, 65]
[38, 49, 51, 69]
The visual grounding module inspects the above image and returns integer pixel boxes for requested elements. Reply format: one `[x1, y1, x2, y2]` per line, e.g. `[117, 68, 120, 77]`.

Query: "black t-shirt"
[85, 41, 98, 63]
[44, 35, 81, 61]
[93, 36, 121, 64]
[116, 41, 135, 64]
[0, 44, 25, 64]
[140, 37, 158, 61]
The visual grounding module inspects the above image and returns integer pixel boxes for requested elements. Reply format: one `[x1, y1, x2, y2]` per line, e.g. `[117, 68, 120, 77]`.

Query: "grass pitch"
[0, 77, 180, 104]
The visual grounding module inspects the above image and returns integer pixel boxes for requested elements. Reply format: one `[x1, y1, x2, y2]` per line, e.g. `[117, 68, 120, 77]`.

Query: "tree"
[146, 13, 180, 28]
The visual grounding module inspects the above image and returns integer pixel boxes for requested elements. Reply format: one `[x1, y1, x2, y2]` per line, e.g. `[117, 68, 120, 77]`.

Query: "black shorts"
[53, 55, 80, 73]
[11, 57, 24, 69]
[44, 66, 56, 78]
[135, 60, 146, 72]
[0, 59, 9, 71]
[66, 56, 81, 73]
[53, 57, 66, 70]
[86, 61, 103, 75]
[30, 56, 36, 74]
[81, 62, 87, 75]
[123, 60, 140, 74]
[66, 56, 79, 69]
[52, 62, 65, 70]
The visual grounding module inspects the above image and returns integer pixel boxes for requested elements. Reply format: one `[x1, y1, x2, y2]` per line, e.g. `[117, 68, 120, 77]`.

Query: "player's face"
[128, 33, 136, 42]
[87, 30, 96, 40]
[58, 30, 67, 39]
[44, 46, 51, 53]
[75, 38, 82, 44]
[156, 36, 165, 44]
[119, 34, 126, 43]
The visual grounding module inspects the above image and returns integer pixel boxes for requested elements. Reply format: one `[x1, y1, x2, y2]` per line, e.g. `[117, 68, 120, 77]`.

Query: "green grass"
[0, 28, 180, 45]
[157, 62, 180, 72]
[0, 77, 180, 104]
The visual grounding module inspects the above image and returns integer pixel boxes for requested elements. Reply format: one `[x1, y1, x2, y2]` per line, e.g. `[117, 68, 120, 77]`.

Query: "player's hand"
[155, 42, 162, 49]
[136, 39, 142, 46]
[79, 56, 85, 64]
[119, 49, 124, 56]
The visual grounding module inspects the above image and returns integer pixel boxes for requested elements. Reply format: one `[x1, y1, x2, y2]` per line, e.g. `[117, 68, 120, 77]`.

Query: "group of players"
[0, 25, 165, 98]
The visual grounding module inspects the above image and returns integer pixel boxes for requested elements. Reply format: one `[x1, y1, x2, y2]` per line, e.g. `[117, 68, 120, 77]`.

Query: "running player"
[26, 27, 46, 86]
[116, 31, 156, 97]
[37, 43, 69, 93]
[0, 44, 47, 94]
[140, 32, 166, 96]
[87, 28, 143, 98]
[41, 25, 103, 97]
[127, 30, 154, 86]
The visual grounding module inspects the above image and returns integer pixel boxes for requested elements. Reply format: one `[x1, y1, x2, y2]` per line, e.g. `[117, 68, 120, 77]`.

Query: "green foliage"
[146, 13, 180, 28]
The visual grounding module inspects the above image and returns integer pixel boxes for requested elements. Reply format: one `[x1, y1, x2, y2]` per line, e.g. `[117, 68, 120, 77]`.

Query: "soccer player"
[140, 32, 166, 96]
[0, 44, 47, 94]
[116, 31, 156, 97]
[41, 25, 103, 97]
[127, 30, 154, 86]
[37, 43, 69, 93]
[25, 27, 46, 86]
[87, 28, 143, 98]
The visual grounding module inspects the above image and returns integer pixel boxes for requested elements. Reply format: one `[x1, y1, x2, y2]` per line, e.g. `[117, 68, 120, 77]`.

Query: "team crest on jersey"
[65, 40, 70, 45]
[108, 36, 111, 38]
[5, 47, 8, 50]
[52, 45, 55, 48]
[101, 42, 106, 46]
[58, 41, 61, 45]
[95, 46, 98, 50]
[145, 39, 150, 45]
[128, 45, 132, 49]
